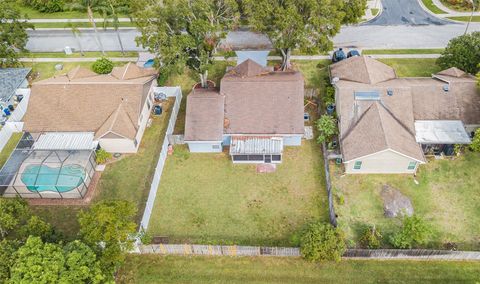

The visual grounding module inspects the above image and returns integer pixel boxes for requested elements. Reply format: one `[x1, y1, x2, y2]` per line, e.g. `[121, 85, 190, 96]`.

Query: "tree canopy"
[437, 31, 480, 74]
[244, 0, 352, 70]
[0, 0, 33, 68]
[134, 0, 240, 86]
[78, 200, 137, 276]
[300, 221, 346, 262]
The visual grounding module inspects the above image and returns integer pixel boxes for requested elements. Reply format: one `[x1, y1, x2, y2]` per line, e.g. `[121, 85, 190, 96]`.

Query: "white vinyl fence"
[139, 87, 183, 231]
[0, 89, 31, 152]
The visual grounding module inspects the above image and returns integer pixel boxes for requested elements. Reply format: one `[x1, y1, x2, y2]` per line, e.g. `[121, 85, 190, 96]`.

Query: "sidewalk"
[20, 53, 441, 63]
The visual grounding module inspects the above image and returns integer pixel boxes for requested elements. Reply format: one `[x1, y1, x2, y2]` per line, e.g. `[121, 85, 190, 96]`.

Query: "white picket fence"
[139, 87, 183, 231]
[0, 89, 31, 152]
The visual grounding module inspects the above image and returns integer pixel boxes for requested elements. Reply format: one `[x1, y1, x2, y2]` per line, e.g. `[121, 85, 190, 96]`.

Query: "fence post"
[322, 142, 337, 227]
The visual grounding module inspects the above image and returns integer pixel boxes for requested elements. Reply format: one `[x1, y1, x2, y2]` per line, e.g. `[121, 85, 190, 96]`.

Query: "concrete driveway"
[365, 0, 452, 25]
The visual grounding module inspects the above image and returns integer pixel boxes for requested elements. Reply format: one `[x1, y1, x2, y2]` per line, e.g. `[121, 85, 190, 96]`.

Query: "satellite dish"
[55, 64, 64, 71]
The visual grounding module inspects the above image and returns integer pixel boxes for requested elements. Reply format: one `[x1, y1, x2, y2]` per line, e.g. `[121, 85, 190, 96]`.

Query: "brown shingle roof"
[334, 58, 479, 163]
[330, 56, 397, 84]
[228, 59, 270, 77]
[341, 102, 424, 162]
[23, 64, 157, 140]
[67, 66, 97, 80]
[437, 67, 467, 78]
[184, 89, 225, 141]
[221, 61, 304, 135]
[111, 62, 157, 80]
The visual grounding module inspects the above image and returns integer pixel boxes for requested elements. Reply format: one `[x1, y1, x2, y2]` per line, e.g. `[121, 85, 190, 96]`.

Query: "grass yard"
[23, 61, 130, 82]
[94, 99, 174, 224]
[440, 0, 479, 12]
[363, 49, 444, 55]
[147, 141, 327, 246]
[22, 51, 138, 58]
[32, 21, 135, 29]
[332, 152, 480, 250]
[448, 16, 480, 22]
[117, 255, 480, 284]
[0, 133, 22, 169]
[17, 4, 127, 19]
[421, 0, 447, 14]
[378, 58, 442, 77]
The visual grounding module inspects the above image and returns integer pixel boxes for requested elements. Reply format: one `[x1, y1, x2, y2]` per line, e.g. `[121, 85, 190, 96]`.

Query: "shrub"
[95, 149, 112, 164]
[470, 129, 480, 152]
[390, 215, 431, 249]
[323, 86, 335, 106]
[437, 32, 480, 74]
[316, 115, 337, 144]
[300, 221, 346, 262]
[359, 225, 382, 249]
[92, 58, 114, 74]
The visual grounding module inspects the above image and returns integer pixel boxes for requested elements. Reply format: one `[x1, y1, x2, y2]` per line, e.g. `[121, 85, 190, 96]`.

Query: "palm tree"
[68, 0, 107, 55]
[103, 1, 127, 55]
[66, 21, 85, 56]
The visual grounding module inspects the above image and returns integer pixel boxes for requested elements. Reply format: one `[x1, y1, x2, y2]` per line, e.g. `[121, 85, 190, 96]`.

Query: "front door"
[264, 155, 272, 163]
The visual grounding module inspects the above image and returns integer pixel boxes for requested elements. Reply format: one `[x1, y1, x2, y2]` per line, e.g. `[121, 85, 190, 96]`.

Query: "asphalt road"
[365, 0, 452, 25]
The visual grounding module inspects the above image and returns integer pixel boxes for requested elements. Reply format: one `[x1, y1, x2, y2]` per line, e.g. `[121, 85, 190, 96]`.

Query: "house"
[330, 56, 480, 174]
[184, 59, 305, 163]
[22, 63, 158, 153]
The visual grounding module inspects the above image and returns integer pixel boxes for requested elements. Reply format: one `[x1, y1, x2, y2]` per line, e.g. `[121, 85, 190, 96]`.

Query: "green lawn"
[332, 152, 480, 250]
[371, 8, 379, 16]
[0, 133, 22, 169]
[378, 58, 442, 77]
[118, 255, 480, 284]
[363, 49, 444, 55]
[29, 206, 83, 241]
[17, 4, 127, 19]
[23, 61, 131, 82]
[94, 99, 174, 224]
[147, 141, 327, 246]
[440, 0, 479, 12]
[421, 0, 447, 14]
[32, 21, 135, 29]
[22, 51, 138, 59]
[448, 16, 480, 22]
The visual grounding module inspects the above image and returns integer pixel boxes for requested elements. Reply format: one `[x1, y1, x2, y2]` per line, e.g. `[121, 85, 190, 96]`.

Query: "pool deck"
[26, 171, 101, 206]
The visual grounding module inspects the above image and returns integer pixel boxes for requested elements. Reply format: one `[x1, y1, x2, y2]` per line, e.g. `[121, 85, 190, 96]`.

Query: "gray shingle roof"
[0, 68, 31, 102]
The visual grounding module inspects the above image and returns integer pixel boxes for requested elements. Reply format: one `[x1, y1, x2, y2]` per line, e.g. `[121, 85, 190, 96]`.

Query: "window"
[354, 161, 362, 170]
[212, 144, 220, 150]
[408, 161, 417, 170]
[272, 155, 281, 161]
[248, 155, 264, 161]
[232, 155, 248, 161]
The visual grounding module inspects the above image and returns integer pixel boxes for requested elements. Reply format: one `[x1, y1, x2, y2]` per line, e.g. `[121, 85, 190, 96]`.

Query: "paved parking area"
[365, 0, 452, 25]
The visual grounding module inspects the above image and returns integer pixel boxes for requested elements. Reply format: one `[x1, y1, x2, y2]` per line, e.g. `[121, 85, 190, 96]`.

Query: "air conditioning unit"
[153, 90, 167, 101]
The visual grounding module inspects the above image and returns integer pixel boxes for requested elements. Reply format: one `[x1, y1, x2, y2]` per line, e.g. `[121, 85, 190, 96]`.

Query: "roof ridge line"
[341, 103, 375, 142]
[378, 101, 416, 141]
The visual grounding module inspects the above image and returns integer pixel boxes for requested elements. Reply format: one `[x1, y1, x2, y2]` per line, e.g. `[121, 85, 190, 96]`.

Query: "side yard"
[117, 255, 480, 284]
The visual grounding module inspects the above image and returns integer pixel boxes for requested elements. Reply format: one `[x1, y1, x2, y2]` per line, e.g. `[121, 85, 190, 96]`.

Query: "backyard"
[117, 255, 480, 284]
[332, 151, 480, 250]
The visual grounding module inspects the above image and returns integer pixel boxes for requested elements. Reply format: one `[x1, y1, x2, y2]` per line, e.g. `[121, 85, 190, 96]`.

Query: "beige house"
[184, 59, 305, 163]
[22, 63, 158, 153]
[330, 56, 480, 174]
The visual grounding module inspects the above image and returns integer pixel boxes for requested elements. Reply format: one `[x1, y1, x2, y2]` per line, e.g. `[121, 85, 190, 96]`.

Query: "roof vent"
[443, 84, 449, 92]
[387, 89, 393, 96]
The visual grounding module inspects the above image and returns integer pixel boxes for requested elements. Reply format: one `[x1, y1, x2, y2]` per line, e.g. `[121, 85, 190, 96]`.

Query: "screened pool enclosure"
[0, 133, 96, 199]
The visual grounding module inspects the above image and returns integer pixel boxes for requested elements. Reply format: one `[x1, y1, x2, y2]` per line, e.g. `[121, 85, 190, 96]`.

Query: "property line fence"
[135, 244, 480, 260]
[139, 87, 182, 231]
[0, 89, 31, 152]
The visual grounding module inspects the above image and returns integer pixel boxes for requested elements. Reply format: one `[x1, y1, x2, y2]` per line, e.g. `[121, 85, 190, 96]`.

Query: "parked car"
[332, 48, 346, 63]
[347, 50, 361, 58]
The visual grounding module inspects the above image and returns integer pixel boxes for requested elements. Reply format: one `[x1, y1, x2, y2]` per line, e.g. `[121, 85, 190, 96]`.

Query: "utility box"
[64, 46, 73, 55]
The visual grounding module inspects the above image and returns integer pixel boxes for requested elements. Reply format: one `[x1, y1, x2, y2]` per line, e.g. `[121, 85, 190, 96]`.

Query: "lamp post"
[464, 0, 476, 35]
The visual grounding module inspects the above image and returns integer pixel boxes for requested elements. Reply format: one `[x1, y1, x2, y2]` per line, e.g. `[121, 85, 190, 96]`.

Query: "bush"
[300, 221, 346, 262]
[359, 225, 382, 249]
[23, 0, 64, 13]
[437, 32, 480, 74]
[323, 86, 335, 106]
[95, 149, 112, 164]
[92, 58, 114, 74]
[470, 129, 480, 152]
[316, 115, 337, 144]
[390, 215, 431, 249]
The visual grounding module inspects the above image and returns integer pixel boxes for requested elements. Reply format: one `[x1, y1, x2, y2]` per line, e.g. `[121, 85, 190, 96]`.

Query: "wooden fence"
[135, 244, 480, 260]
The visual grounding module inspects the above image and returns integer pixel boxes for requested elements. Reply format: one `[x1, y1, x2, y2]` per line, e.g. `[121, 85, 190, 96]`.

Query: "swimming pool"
[21, 164, 86, 193]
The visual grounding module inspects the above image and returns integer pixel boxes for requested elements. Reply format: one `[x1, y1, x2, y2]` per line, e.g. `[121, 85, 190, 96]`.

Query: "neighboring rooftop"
[22, 65, 157, 140]
[333, 56, 480, 162]
[0, 68, 31, 102]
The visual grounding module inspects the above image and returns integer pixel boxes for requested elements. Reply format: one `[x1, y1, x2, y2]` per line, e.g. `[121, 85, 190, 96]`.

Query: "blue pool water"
[21, 164, 85, 192]
[143, 59, 155, 68]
